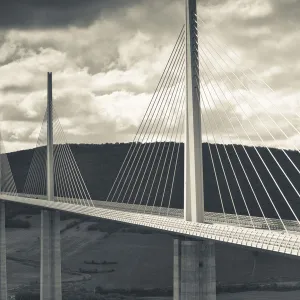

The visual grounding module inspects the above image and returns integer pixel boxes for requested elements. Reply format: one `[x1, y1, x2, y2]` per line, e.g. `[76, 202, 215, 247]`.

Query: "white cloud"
[0, 0, 300, 154]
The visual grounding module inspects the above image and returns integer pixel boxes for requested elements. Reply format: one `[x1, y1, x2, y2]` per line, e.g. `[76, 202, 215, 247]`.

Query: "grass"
[6, 218, 31, 229]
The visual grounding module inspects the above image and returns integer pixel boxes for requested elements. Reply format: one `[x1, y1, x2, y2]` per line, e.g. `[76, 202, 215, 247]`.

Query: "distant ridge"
[5, 142, 300, 220]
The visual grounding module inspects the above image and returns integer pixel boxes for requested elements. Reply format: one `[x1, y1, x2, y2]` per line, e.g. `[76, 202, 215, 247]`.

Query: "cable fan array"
[106, 26, 186, 216]
[0, 134, 18, 196]
[106, 13, 300, 234]
[10, 10, 300, 236]
[23, 106, 93, 207]
[193, 12, 300, 232]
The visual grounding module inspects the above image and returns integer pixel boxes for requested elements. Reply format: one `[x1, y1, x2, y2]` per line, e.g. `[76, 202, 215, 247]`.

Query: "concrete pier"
[0, 201, 7, 300]
[40, 209, 62, 300]
[174, 239, 181, 300]
[40, 72, 61, 299]
[174, 239, 216, 300]
[184, 0, 204, 223]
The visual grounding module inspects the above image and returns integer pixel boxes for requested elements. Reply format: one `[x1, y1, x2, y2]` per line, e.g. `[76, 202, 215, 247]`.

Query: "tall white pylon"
[47, 72, 54, 202]
[0, 201, 7, 300]
[40, 72, 62, 300]
[184, 0, 204, 222]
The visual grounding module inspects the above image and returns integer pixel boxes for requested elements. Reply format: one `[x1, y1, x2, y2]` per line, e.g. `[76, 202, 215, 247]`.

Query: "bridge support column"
[40, 209, 62, 300]
[0, 201, 7, 300]
[173, 239, 181, 300]
[41, 72, 61, 299]
[184, 0, 204, 223]
[174, 239, 216, 300]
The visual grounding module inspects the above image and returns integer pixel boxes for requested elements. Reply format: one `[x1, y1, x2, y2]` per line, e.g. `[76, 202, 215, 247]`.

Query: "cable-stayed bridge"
[1, 0, 300, 299]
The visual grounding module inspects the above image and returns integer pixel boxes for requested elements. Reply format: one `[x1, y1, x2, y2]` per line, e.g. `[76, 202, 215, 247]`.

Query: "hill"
[6, 142, 300, 220]
[5, 143, 300, 298]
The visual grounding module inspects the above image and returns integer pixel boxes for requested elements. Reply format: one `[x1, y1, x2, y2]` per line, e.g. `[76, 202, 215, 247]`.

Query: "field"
[218, 290, 300, 300]
[6, 213, 300, 297]
[137, 294, 300, 300]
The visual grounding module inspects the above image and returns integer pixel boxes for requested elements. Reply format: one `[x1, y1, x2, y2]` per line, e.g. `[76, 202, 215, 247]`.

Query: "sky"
[0, 0, 300, 152]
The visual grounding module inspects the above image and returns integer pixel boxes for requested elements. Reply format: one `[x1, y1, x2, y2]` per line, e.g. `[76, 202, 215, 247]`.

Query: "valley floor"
[6, 213, 300, 298]
[218, 290, 300, 300]
[137, 292, 300, 300]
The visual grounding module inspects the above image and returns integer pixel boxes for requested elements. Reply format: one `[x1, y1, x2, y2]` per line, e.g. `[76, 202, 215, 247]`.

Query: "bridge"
[1, 0, 300, 299]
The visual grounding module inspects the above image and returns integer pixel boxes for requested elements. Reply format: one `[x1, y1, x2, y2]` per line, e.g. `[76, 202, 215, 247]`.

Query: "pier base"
[0, 201, 7, 300]
[174, 239, 216, 300]
[40, 209, 62, 300]
[174, 239, 181, 300]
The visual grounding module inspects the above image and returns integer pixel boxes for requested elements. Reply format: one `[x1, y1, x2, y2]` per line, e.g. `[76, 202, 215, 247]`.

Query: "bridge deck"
[93, 200, 299, 232]
[1, 193, 300, 257]
[16, 193, 300, 232]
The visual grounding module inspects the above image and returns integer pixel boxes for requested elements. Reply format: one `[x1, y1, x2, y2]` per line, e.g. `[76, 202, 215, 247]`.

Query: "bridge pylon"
[184, 0, 203, 223]
[40, 72, 62, 300]
[0, 201, 7, 300]
[174, 1, 216, 300]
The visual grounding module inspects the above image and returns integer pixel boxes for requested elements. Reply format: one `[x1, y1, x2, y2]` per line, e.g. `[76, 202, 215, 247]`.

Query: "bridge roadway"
[1, 192, 300, 257]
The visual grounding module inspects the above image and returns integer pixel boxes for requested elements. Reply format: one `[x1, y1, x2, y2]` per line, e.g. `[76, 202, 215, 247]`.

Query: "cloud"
[0, 0, 148, 29]
[0, 0, 187, 153]
[0, 0, 300, 154]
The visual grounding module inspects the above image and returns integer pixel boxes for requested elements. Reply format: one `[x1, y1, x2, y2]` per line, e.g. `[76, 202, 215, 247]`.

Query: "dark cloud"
[0, 0, 146, 29]
[1, 0, 299, 152]
[0, 85, 34, 94]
